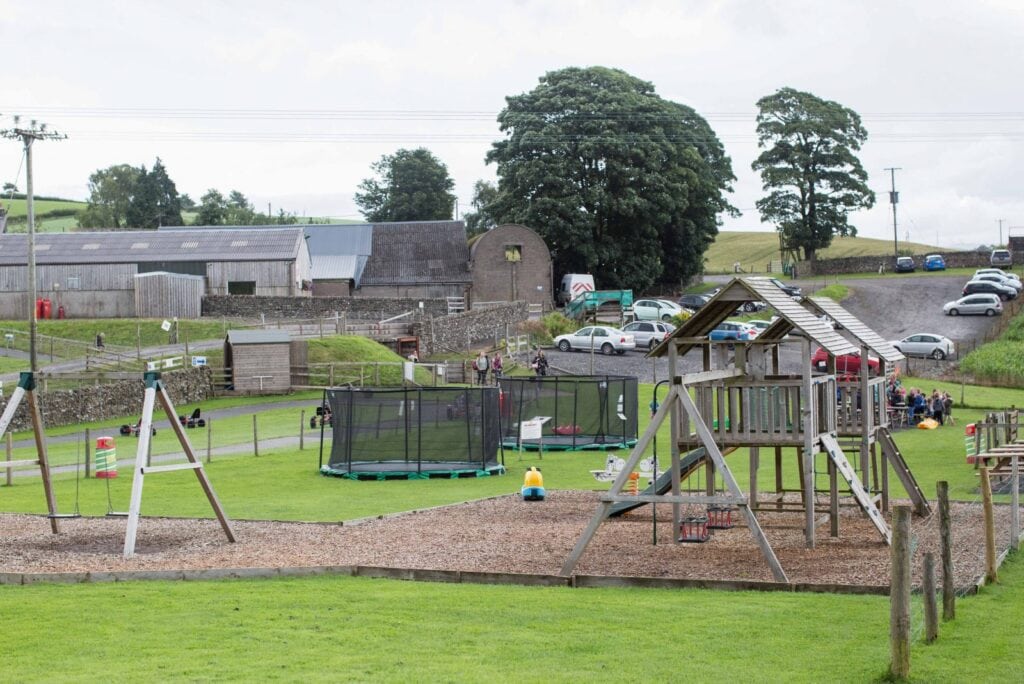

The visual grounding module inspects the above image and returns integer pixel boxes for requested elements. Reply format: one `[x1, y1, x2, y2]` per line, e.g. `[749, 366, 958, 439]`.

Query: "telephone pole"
[885, 167, 901, 259]
[998, 219, 1004, 246]
[1, 117, 67, 372]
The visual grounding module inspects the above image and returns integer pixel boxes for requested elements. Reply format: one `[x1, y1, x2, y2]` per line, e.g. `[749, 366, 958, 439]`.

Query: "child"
[491, 352, 503, 383]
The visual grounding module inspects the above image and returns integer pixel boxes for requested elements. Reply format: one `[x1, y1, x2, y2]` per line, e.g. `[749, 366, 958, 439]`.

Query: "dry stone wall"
[203, 295, 449, 320]
[413, 303, 530, 355]
[796, 250, 1021, 277]
[0, 367, 212, 432]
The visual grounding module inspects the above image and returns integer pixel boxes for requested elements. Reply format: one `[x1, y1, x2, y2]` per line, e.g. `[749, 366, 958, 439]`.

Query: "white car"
[632, 298, 685, 322]
[554, 326, 636, 355]
[943, 294, 1002, 317]
[975, 268, 1020, 283]
[972, 272, 1023, 291]
[622, 320, 675, 350]
[890, 334, 955, 360]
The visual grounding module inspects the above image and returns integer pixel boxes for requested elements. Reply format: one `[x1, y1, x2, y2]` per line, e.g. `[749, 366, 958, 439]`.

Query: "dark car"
[678, 293, 710, 310]
[895, 256, 916, 273]
[767, 277, 802, 298]
[962, 279, 1017, 301]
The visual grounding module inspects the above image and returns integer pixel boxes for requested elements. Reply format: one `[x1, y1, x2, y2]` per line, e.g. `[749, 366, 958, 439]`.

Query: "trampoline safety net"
[320, 387, 504, 480]
[500, 375, 639, 450]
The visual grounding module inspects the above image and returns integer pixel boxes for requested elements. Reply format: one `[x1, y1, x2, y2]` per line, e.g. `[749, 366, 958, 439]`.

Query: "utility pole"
[998, 219, 1004, 246]
[885, 167, 901, 260]
[1, 117, 67, 372]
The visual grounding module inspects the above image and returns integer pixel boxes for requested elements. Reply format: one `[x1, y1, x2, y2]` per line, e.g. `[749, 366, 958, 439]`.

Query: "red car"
[811, 347, 880, 375]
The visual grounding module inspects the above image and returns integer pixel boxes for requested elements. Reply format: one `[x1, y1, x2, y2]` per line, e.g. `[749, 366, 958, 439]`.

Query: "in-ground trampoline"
[319, 386, 505, 480]
[500, 375, 638, 451]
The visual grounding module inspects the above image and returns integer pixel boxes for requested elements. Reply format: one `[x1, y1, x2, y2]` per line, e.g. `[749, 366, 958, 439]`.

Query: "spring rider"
[521, 466, 545, 501]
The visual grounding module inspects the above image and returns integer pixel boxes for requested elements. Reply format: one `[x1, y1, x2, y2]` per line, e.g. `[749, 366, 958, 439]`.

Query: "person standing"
[475, 351, 490, 386]
[491, 352, 503, 384]
[532, 349, 548, 377]
[930, 391, 945, 425]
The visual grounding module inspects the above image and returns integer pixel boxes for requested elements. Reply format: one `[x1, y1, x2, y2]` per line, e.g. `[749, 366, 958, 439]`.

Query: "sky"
[2, 0, 1023, 248]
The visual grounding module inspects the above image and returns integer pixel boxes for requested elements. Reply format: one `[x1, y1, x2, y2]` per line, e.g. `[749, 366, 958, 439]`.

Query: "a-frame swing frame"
[562, 374, 789, 583]
[122, 371, 236, 558]
[0, 372, 61, 532]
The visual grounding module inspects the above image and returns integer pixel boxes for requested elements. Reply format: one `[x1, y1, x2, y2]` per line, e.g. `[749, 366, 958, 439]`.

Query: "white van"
[558, 273, 595, 305]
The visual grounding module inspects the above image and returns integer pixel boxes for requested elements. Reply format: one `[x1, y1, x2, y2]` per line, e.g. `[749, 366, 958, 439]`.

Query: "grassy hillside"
[1, 197, 87, 233]
[705, 231, 946, 274]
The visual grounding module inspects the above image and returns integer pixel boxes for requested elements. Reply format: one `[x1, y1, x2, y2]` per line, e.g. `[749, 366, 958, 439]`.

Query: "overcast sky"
[3, 0, 1022, 248]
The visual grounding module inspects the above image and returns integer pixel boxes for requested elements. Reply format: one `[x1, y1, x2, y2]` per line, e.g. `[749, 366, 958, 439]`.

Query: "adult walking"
[491, 352, 504, 384]
[474, 350, 490, 386]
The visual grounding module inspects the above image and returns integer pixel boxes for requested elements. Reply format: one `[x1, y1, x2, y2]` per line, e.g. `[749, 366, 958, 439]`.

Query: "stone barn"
[469, 223, 552, 310]
[224, 330, 292, 392]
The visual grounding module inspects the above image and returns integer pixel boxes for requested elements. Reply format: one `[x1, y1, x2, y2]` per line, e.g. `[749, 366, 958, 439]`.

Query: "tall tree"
[752, 87, 875, 261]
[147, 158, 184, 227]
[226, 190, 257, 225]
[196, 189, 228, 226]
[78, 164, 142, 228]
[354, 148, 456, 222]
[464, 180, 500, 238]
[486, 66, 735, 291]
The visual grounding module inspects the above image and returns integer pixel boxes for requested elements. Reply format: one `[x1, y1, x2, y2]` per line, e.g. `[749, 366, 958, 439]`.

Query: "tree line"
[355, 68, 874, 290]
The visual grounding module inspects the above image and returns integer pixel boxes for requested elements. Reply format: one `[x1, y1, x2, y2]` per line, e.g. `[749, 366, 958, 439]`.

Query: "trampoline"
[319, 386, 505, 480]
[500, 375, 638, 451]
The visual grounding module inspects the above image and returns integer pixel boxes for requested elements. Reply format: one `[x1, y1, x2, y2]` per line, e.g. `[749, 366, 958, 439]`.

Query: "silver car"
[623, 320, 675, 351]
[890, 333, 955, 360]
[554, 326, 637, 354]
[972, 272, 1022, 292]
[943, 294, 1003, 317]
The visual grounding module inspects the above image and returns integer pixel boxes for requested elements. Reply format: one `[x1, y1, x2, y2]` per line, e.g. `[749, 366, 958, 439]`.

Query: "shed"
[468, 223, 552, 310]
[224, 330, 292, 392]
[134, 271, 204, 319]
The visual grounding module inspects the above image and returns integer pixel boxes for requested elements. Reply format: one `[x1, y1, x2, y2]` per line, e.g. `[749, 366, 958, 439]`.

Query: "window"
[66, 276, 81, 290]
[504, 244, 522, 262]
[227, 281, 256, 295]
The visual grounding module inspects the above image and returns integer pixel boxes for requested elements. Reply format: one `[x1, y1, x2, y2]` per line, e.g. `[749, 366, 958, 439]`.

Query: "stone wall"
[413, 302, 530, 355]
[203, 295, 450, 320]
[0, 366, 212, 432]
[796, 250, 1022, 277]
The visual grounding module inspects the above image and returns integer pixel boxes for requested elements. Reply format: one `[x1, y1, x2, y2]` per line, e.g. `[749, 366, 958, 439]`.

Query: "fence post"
[206, 419, 212, 463]
[300, 410, 305, 451]
[5, 433, 11, 486]
[253, 415, 259, 457]
[1012, 454, 1020, 552]
[329, 364, 335, 387]
[889, 505, 911, 680]
[937, 481, 955, 621]
[319, 317, 324, 338]
[980, 466, 997, 584]
[375, 362, 380, 385]
[84, 427, 91, 478]
[923, 552, 938, 643]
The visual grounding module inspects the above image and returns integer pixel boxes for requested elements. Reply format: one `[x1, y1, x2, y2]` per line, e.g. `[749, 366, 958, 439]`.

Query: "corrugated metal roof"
[651, 277, 859, 358]
[304, 224, 373, 257]
[806, 297, 905, 363]
[0, 229, 303, 265]
[361, 221, 471, 285]
[311, 254, 363, 281]
[226, 330, 292, 345]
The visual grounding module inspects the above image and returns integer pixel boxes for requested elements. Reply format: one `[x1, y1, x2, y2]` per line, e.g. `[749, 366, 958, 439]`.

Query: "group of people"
[887, 378, 954, 426]
[473, 348, 550, 385]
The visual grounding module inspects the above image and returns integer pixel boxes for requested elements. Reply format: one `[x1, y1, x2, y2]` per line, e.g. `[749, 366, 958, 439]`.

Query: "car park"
[622, 320, 675, 350]
[708, 321, 750, 342]
[971, 272, 1022, 292]
[962, 279, 1017, 300]
[943, 293, 1002, 316]
[678, 293, 711, 310]
[923, 254, 946, 271]
[894, 256, 916, 273]
[632, 298, 685, 322]
[890, 333, 955, 360]
[991, 249, 1013, 267]
[811, 347, 880, 375]
[554, 326, 636, 354]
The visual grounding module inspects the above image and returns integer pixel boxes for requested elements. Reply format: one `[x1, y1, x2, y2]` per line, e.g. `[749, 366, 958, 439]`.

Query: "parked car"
[678, 293, 711, 310]
[632, 298, 685, 322]
[746, 319, 775, 334]
[811, 347, 880, 375]
[975, 268, 1020, 282]
[890, 334, 955, 360]
[623, 320, 675, 350]
[894, 256, 916, 273]
[990, 249, 1013, 267]
[962, 279, 1017, 301]
[708, 321, 751, 342]
[554, 326, 636, 354]
[923, 254, 946, 271]
[972, 272, 1023, 292]
[738, 300, 767, 313]
[943, 293, 1002, 316]
[767, 277, 802, 298]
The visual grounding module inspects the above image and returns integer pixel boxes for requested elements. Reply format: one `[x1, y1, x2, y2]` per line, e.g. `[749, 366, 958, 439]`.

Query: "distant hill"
[704, 231, 947, 274]
[1, 197, 87, 233]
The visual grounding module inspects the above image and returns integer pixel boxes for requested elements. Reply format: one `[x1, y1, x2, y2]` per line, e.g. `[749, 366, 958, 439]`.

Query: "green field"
[1, 198, 87, 218]
[705, 231, 944, 274]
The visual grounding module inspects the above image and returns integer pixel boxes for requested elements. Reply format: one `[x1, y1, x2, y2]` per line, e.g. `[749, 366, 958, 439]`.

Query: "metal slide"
[607, 447, 707, 517]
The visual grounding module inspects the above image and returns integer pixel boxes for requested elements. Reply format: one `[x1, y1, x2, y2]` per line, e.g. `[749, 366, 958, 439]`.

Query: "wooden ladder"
[819, 433, 891, 545]
[877, 427, 931, 516]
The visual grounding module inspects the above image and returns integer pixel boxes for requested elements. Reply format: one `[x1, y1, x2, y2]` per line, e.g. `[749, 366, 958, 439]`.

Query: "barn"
[468, 223, 552, 310]
[356, 221, 471, 299]
[0, 229, 311, 319]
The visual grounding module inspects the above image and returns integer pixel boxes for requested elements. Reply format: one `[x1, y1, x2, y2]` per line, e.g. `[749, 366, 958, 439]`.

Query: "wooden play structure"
[563, 277, 929, 582]
[122, 371, 236, 558]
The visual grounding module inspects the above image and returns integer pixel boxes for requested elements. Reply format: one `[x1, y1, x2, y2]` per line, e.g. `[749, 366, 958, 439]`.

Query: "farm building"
[303, 224, 373, 297]
[357, 221, 471, 299]
[223, 329, 293, 392]
[468, 223, 552, 310]
[0, 229, 311, 318]
[134, 271, 205, 318]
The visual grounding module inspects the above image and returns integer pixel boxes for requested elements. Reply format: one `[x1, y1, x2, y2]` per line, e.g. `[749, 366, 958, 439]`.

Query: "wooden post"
[829, 457, 839, 537]
[329, 364, 335, 387]
[923, 552, 938, 644]
[937, 481, 955, 621]
[4, 432, 11, 486]
[84, 427, 91, 478]
[206, 418, 212, 463]
[980, 466, 997, 584]
[889, 505, 912, 680]
[253, 414, 259, 458]
[300, 410, 305, 451]
[1012, 454, 1020, 552]
[375, 362, 380, 385]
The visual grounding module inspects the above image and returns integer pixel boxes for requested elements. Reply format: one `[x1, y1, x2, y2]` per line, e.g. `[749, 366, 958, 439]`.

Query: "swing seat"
[47, 513, 81, 519]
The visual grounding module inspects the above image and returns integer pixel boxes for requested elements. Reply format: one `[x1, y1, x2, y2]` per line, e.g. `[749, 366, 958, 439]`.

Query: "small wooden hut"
[224, 330, 292, 392]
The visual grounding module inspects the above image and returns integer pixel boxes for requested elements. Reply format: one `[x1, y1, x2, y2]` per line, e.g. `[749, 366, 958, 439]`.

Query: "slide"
[607, 447, 707, 518]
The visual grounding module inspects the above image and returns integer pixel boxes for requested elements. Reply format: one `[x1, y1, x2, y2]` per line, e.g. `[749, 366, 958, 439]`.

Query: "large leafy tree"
[486, 66, 735, 291]
[80, 159, 183, 229]
[354, 148, 456, 222]
[196, 189, 228, 225]
[463, 180, 500, 238]
[752, 87, 875, 261]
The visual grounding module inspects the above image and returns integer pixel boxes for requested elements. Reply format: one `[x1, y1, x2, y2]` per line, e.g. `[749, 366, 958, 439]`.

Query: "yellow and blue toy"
[521, 466, 545, 501]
